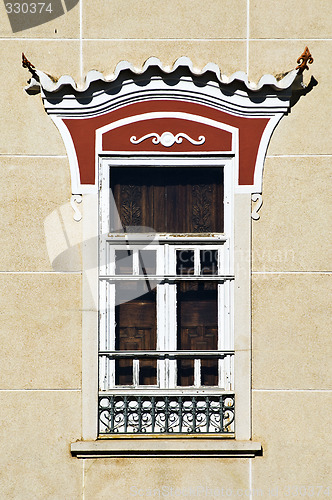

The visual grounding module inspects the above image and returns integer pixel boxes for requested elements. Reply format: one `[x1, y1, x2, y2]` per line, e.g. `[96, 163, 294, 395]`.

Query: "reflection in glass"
[115, 250, 133, 275]
[115, 282, 157, 386]
[176, 250, 195, 275]
[139, 250, 156, 276]
[177, 282, 218, 387]
[200, 249, 218, 275]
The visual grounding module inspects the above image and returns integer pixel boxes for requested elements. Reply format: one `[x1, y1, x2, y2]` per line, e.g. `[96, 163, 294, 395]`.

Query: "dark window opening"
[115, 283, 157, 386]
[110, 167, 224, 233]
[177, 281, 218, 386]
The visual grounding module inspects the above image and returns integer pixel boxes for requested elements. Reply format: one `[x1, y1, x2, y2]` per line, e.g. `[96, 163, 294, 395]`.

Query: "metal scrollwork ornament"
[296, 46, 314, 73]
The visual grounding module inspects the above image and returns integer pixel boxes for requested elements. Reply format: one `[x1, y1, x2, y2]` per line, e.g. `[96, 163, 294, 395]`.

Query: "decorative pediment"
[24, 54, 312, 194]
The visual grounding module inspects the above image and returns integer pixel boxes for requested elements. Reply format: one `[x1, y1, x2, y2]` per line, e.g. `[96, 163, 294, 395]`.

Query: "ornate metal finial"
[296, 46, 314, 73]
[22, 52, 36, 75]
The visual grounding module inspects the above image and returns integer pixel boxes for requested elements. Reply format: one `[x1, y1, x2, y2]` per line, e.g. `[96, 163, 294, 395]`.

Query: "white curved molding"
[251, 193, 263, 220]
[71, 194, 83, 222]
[130, 131, 206, 148]
[35, 61, 296, 195]
[27, 57, 300, 94]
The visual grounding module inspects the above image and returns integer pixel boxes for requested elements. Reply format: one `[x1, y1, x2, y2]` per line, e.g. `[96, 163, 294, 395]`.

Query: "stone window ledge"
[71, 439, 262, 458]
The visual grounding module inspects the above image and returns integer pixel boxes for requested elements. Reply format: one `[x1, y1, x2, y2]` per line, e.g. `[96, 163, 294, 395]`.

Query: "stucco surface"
[0, 273, 82, 389]
[0, 156, 82, 272]
[82, 0, 247, 40]
[0, 0, 330, 497]
[83, 39, 247, 78]
[250, 0, 332, 39]
[0, 0, 80, 38]
[250, 41, 332, 156]
[0, 41, 80, 155]
[252, 391, 332, 495]
[252, 274, 332, 390]
[83, 457, 249, 499]
[0, 391, 82, 500]
[252, 156, 332, 272]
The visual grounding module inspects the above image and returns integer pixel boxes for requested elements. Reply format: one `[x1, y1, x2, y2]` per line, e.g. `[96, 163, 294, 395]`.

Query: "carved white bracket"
[251, 193, 263, 220]
[71, 194, 82, 222]
[130, 131, 205, 148]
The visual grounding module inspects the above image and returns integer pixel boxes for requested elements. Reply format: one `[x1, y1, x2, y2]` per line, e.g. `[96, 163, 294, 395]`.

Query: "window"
[98, 159, 235, 434]
[32, 55, 293, 456]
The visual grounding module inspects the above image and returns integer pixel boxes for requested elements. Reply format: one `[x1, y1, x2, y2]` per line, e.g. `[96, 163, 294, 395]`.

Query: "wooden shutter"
[115, 286, 157, 386]
[177, 282, 218, 386]
[111, 167, 223, 233]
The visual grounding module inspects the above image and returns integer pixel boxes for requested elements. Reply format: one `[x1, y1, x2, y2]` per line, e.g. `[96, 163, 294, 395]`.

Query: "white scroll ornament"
[70, 194, 82, 222]
[130, 131, 205, 148]
[251, 193, 263, 220]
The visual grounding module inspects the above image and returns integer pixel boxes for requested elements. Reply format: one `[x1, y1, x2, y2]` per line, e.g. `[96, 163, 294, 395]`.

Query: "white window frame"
[79, 154, 253, 444]
[99, 244, 233, 393]
[98, 157, 235, 429]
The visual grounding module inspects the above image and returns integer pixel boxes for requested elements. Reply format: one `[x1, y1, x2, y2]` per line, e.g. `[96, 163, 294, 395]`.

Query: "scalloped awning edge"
[24, 56, 301, 94]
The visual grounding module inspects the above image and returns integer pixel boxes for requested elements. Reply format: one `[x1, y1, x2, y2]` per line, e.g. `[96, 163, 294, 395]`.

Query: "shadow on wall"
[43, 197, 161, 308]
[4, 0, 79, 32]
[44, 199, 82, 273]
[290, 75, 318, 108]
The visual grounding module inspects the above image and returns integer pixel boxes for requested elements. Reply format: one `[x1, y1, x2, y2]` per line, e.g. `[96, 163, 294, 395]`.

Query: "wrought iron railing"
[99, 394, 235, 435]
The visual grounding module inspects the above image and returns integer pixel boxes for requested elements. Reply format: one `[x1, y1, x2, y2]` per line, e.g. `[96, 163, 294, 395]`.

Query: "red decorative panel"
[63, 100, 269, 187]
[102, 117, 233, 152]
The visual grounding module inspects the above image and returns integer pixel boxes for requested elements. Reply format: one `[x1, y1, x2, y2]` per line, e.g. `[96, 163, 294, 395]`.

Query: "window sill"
[71, 438, 262, 458]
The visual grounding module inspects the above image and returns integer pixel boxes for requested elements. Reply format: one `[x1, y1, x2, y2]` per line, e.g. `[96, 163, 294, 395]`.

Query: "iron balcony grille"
[99, 394, 235, 435]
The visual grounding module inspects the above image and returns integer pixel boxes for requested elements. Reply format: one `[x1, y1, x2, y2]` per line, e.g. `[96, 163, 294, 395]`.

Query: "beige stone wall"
[0, 1, 331, 498]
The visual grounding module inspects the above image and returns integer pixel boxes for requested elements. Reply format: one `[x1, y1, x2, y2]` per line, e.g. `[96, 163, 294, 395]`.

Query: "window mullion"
[225, 280, 233, 390]
[108, 283, 116, 389]
[194, 248, 200, 275]
[157, 245, 166, 388]
[167, 282, 177, 389]
[133, 359, 140, 388]
[165, 244, 177, 389]
[218, 282, 226, 389]
[157, 283, 166, 389]
[218, 280, 233, 390]
[132, 249, 139, 275]
[194, 359, 201, 388]
[99, 280, 107, 391]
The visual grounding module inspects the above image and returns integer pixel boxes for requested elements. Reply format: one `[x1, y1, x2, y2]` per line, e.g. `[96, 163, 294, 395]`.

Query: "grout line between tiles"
[246, 0, 250, 75]
[0, 37, 245, 42]
[249, 459, 253, 500]
[253, 389, 332, 392]
[1, 37, 331, 41]
[80, 0, 83, 79]
[267, 154, 332, 158]
[0, 389, 81, 392]
[0, 271, 82, 274]
[252, 271, 331, 275]
[82, 460, 85, 500]
[250, 38, 332, 41]
[0, 37, 80, 41]
[0, 154, 67, 158]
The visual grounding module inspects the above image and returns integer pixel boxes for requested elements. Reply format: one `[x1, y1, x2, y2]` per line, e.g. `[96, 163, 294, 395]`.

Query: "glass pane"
[115, 280, 157, 305]
[139, 358, 157, 386]
[200, 250, 218, 275]
[201, 358, 219, 386]
[177, 282, 218, 387]
[176, 250, 195, 275]
[115, 359, 133, 386]
[138, 250, 156, 276]
[115, 282, 157, 386]
[115, 250, 133, 275]
[177, 359, 194, 387]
